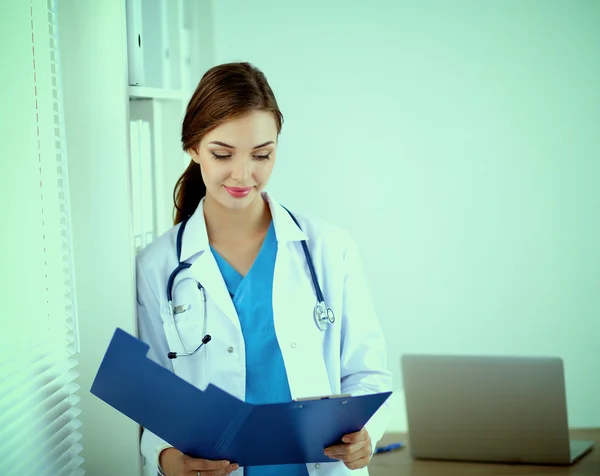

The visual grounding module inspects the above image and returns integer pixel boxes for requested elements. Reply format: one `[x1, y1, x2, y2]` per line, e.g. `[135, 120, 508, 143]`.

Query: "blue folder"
[90, 328, 392, 467]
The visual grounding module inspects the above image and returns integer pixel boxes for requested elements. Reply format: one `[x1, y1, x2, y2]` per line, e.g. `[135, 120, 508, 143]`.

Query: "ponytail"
[173, 160, 206, 225]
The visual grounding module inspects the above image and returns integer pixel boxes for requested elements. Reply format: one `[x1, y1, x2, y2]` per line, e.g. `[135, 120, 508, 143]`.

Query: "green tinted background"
[210, 0, 600, 427]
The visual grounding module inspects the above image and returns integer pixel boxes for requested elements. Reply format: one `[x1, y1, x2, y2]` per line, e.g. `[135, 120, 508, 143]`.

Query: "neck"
[203, 193, 271, 243]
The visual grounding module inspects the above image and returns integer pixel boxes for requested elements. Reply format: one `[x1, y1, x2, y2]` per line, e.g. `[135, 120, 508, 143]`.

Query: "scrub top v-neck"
[210, 221, 310, 476]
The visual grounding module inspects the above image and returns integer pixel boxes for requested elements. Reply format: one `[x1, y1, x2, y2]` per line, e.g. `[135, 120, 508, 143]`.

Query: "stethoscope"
[166, 207, 335, 359]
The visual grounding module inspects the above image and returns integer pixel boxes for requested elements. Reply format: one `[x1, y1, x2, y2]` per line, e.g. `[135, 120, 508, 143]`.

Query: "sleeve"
[338, 235, 394, 455]
[136, 257, 175, 476]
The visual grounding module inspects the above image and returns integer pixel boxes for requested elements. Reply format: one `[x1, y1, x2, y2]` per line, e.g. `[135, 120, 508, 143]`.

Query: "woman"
[136, 62, 392, 476]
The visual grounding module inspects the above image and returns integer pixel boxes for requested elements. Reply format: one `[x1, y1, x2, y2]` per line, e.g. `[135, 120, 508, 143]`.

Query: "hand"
[160, 447, 239, 475]
[324, 427, 372, 470]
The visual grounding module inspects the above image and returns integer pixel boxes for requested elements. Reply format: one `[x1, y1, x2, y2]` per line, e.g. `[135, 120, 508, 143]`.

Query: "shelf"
[128, 86, 184, 100]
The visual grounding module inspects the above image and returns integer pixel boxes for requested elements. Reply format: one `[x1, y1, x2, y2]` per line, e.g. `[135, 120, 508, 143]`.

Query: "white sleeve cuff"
[364, 391, 394, 456]
[156, 444, 173, 476]
[141, 427, 173, 476]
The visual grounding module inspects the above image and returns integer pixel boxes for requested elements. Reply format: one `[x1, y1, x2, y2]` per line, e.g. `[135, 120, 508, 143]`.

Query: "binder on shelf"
[180, 26, 192, 96]
[129, 120, 155, 252]
[140, 0, 165, 88]
[139, 121, 155, 246]
[160, 0, 172, 89]
[90, 328, 392, 467]
[129, 120, 143, 252]
[126, 0, 145, 86]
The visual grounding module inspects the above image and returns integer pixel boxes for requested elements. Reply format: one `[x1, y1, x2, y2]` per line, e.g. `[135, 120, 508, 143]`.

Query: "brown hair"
[173, 62, 284, 225]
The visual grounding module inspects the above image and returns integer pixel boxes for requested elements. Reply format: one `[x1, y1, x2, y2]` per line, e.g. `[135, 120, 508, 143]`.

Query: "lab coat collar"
[179, 191, 307, 263]
[265, 192, 309, 244]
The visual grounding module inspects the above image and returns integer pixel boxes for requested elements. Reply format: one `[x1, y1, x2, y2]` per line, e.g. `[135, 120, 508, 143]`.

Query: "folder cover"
[90, 328, 392, 466]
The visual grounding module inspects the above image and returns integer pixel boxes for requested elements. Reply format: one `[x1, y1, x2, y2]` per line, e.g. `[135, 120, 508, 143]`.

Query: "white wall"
[210, 0, 600, 431]
[58, 1, 141, 473]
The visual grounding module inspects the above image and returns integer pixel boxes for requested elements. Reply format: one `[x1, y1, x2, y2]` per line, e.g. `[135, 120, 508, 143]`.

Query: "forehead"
[204, 110, 277, 146]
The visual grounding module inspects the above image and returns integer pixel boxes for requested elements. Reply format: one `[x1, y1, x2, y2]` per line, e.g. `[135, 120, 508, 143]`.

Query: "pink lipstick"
[224, 186, 253, 198]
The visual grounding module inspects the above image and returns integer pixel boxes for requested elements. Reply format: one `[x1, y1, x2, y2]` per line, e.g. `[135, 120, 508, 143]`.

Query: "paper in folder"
[90, 328, 392, 467]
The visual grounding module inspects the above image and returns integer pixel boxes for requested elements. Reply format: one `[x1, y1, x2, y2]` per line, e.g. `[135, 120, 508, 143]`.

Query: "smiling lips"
[224, 185, 253, 198]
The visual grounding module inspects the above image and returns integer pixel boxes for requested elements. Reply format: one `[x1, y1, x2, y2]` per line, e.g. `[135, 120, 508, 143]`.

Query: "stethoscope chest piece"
[314, 301, 335, 331]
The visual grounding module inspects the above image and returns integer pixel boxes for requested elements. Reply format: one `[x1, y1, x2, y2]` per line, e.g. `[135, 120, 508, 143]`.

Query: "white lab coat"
[136, 192, 392, 476]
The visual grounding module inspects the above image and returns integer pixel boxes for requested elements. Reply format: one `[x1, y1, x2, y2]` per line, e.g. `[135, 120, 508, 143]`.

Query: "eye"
[212, 152, 232, 160]
[253, 153, 271, 160]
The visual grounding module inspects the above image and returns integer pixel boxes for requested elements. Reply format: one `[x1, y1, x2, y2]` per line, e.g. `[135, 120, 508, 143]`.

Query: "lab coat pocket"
[161, 310, 209, 388]
[161, 305, 206, 356]
[281, 292, 333, 397]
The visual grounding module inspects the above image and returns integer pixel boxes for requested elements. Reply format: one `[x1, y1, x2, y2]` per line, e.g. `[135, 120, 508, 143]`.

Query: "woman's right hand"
[160, 447, 239, 475]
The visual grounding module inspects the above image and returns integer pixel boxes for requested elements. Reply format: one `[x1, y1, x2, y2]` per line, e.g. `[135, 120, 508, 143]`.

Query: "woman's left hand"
[324, 427, 372, 470]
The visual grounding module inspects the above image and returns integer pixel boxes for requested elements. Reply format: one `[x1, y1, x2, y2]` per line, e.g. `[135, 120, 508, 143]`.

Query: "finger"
[225, 463, 239, 474]
[341, 427, 368, 444]
[344, 454, 370, 470]
[326, 441, 373, 463]
[198, 464, 239, 476]
[194, 463, 239, 475]
[185, 458, 231, 472]
[325, 441, 364, 458]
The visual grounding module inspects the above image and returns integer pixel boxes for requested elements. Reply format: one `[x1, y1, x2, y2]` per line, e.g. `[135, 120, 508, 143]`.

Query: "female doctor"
[136, 62, 392, 476]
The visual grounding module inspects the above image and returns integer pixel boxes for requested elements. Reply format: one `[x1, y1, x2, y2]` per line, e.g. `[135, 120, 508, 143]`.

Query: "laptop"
[400, 354, 594, 465]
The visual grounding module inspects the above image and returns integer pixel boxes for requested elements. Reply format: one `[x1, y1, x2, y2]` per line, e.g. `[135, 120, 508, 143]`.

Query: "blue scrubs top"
[211, 221, 309, 476]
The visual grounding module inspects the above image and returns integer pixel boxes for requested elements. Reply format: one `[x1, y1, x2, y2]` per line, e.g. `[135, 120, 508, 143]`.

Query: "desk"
[368, 429, 599, 476]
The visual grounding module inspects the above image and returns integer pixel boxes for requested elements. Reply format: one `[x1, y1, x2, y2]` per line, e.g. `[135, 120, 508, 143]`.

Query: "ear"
[187, 145, 201, 164]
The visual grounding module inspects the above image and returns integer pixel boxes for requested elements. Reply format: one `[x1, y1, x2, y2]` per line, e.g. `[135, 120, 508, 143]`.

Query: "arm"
[136, 257, 174, 476]
[136, 258, 239, 476]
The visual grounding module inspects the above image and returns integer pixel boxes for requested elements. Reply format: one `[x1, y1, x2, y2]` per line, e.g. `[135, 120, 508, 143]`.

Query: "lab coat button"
[227, 346, 234, 353]
[315, 463, 321, 469]
[290, 342, 297, 349]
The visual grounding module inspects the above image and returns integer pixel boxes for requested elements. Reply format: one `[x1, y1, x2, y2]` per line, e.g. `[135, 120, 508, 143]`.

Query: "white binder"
[126, 0, 145, 86]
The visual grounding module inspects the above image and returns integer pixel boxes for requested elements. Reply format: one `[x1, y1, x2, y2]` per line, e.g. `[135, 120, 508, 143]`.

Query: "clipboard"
[90, 328, 392, 467]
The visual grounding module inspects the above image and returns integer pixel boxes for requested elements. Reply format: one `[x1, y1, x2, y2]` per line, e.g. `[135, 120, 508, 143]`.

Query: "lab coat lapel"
[265, 193, 310, 328]
[180, 200, 240, 332]
[267, 194, 333, 397]
[264, 193, 308, 243]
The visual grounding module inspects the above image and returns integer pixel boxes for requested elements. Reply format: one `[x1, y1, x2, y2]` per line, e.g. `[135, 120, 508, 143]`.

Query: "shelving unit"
[57, 1, 215, 473]
[126, 0, 198, 243]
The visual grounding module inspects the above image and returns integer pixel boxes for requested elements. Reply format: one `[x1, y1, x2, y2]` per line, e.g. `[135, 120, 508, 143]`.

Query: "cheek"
[255, 161, 275, 181]
[201, 161, 229, 183]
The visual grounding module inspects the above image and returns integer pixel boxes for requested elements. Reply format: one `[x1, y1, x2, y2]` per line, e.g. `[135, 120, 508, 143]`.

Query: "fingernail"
[343, 437, 349, 442]
[223, 461, 230, 466]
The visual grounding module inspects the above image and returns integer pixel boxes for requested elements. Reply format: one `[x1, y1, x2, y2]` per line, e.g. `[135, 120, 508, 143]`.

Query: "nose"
[230, 157, 252, 183]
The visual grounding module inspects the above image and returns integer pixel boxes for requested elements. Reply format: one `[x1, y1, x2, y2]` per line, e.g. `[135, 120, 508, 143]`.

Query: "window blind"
[0, 1, 84, 475]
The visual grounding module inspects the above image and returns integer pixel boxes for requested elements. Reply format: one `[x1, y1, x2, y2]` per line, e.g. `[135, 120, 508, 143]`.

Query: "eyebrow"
[209, 140, 274, 150]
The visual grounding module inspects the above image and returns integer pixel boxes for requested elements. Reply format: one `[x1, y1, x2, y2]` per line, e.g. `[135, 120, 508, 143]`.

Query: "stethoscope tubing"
[165, 206, 335, 357]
